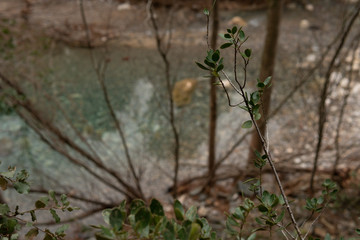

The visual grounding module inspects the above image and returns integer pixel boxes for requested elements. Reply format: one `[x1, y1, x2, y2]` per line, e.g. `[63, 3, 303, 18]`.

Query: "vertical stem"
[79, 0, 144, 199]
[246, 0, 282, 168]
[310, 4, 360, 193]
[148, 1, 180, 198]
[332, 37, 359, 176]
[208, 0, 219, 188]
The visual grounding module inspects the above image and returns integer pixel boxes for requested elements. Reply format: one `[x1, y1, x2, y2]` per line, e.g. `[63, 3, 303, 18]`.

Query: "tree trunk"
[247, 0, 283, 168]
[207, 0, 219, 187]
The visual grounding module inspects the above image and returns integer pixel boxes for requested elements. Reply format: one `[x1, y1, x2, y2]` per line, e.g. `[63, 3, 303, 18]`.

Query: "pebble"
[300, 19, 310, 29]
[305, 4, 314, 11]
[227, 16, 247, 27]
[117, 3, 131, 11]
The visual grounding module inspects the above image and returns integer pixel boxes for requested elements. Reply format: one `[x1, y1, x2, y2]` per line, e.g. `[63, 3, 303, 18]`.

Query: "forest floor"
[1, 0, 360, 239]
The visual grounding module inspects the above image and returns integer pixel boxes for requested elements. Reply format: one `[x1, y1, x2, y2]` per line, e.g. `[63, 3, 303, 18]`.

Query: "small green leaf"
[174, 200, 185, 221]
[43, 232, 55, 240]
[109, 208, 125, 231]
[189, 222, 201, 240]
[1, 167, 16, 178]
[48, 190, 58, 206]
[225, 219, 237, 235]
[239, 30, 245, 41]
[185, 206, 198, 222]
[212, 51, 220, 62]
[13, 181, 30, 194]
[0, 176, 8, 190]
[264, 76, 272, 86]
[0, 203, 10, 214]
[356, 228, 360, 235]
[324, 233, 331, 240]
[242, 120, 252, 129]
[239, 105, 250, 112]
[135, 207, 150, 237]
[35, 200, 46, 209]
[216, 64, 224, 72]
[257, 82, 265, 88]
[203, 8, 209, 16]
[204, 59, 216, 68]
[224, 33, 232, 39]
[50, 209, 60, 223]
[55, 224, 69, 235]
[16, 169, 29, 181]
[220, 42, 233, 49]
[30, 210, 36, 222]
[258, 204, 268, 213]
[254, 113, 261, 120]
[195, 62, 210, 71]
[276, 209, 285, 223]
[231, 26, 237, 34]
[233, 207, 244, 221]
[130, 199, 145, 215]
[227, 215, 239, 227]
[2, 218, 19, 234]
[163, 221, 176, 240]
[25, 228, 39, 240]
[247, 232, 257, 240]
[150, 199, 165, 216]
[244, 48, 252, 58]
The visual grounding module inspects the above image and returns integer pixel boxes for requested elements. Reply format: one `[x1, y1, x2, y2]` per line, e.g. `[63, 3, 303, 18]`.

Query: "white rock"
[305, 53, 316, 63]
[305, 4, 314, 11]
[300, 19, 310, 29]
[117, 3, 131, 11]
[340, 78, 349, 88]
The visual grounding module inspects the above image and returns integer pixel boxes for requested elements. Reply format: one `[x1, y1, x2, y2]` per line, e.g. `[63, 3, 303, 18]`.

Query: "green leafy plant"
[0, 165, 77, 240]
[93, 199, 217, 240]
[196, 23, 345, 239]
[225, 198, 255, 240]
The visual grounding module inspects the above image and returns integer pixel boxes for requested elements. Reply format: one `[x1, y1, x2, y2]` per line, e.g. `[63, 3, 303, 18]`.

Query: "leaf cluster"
[93, 199, 217, 240]
[0, 164, 77, 240]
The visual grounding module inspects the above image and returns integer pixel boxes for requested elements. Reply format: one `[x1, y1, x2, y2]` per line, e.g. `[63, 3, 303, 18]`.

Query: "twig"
[333, 35, 360, 175]
[79, 0, 143, 198]
[147, 0, 180, 198]
[310, 3, 360, 193]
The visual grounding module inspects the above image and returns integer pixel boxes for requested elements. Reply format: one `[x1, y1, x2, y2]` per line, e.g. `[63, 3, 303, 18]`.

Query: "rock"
[198, 205, 208, 216]
[300, 19, 310, 29]
[172, 78, 198, 107]
[305, 53, 316, 63]
[227, 16, 247, 27]
[117, 3, 131, 11]
[305, 4, 314, 11]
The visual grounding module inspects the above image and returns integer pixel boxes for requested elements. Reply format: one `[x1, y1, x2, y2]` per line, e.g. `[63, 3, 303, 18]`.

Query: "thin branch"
[147, 0, 180, 198]
[35, 206, 105, 226]
[30, 188, 112, 208]
[79, 0, 143, 198]
[310, 3, 360, 193]
[333, 35, 360, 175]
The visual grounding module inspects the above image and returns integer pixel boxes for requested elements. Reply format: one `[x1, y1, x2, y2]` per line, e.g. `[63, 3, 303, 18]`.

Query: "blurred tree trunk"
[247, 0, 283, 168]
[208, 0, 219, 187]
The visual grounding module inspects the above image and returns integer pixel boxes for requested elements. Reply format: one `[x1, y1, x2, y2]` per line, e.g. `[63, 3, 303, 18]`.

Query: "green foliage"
[0, 164, 77, 239]
[225, 198, 255, 239]
[196, 26, 271, 130]
[93, 199, 217, 240]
